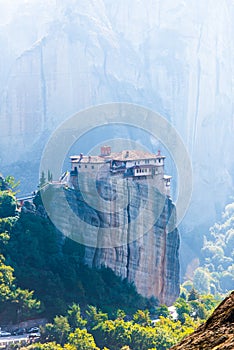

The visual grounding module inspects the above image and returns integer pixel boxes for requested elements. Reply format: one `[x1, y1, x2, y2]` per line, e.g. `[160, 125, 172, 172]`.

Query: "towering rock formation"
[41, 177, 180, 305]
[2, 0, 232, 275]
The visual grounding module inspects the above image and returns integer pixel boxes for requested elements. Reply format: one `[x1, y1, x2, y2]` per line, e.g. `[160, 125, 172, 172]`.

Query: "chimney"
[101, 145, 111, 156]
[78, 153, 83, 162]
[157, 150, 161, 156]
[125, 151, 129, 158]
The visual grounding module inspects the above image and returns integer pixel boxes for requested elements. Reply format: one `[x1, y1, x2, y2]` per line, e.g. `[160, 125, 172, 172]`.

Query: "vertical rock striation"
[43, 177, 180, 305]
[1, 1, 233, 235]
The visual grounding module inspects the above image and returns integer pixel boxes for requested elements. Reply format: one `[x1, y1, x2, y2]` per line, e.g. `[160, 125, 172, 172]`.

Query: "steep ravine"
[41, 179, 180, 305]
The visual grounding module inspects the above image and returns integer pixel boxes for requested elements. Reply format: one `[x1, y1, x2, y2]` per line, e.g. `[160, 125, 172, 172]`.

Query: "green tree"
[5, 175, 20, 193]
[188, 287, 199, 301]
[175, 298, 191, 324]
[54, 316, 71, 345]
[0, 231, 10, 252]
[193, 268, 211, 294]
[39, 171, 47, 188]
[0, 254, 15, 303]
[197, 201, 234, 294]
[154, 315, 197, 350]
[200, 294, 221, 317]
[98, 319, 132, 350]
[155, 304, 170, 318]
[0, 175, 8, 191]
[42, 316, 70, 345]
[67, 303, 87, 330]
[0, 254, 41, 322]
[130, 323, 157, 350]
[189, 300, 207, 320]
[47, 170, 53, 182]
[68, 328, 99, 350]
[86, 305, 108, 330]
[133, 309, 151, 326]
[180, 291, 187, 300]
[116, 309, 126, 320]
[0, 191, 17, 218]
[12, 288, 41, 322]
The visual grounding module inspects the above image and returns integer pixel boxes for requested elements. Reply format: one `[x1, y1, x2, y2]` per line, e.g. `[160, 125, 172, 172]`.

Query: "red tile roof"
[70, 150, 165, 164]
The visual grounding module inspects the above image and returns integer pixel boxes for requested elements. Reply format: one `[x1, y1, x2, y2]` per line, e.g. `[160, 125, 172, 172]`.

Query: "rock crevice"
[44, 179, 180, 305]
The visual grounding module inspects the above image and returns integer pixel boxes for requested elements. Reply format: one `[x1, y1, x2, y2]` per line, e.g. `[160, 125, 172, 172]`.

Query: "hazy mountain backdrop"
[0, 0, 233, 273]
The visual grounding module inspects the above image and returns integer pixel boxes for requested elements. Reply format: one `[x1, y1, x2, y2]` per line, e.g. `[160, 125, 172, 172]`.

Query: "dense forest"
[19, 291, 222, 350]
[0, 175, 231, 349]
[0, 175, 150, 323]
[188, 203, 234, 295]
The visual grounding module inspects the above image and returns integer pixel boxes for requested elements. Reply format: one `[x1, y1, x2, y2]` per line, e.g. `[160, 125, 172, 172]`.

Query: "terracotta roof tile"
[110, 150, 165, 161]
[70, 150, 165, 163]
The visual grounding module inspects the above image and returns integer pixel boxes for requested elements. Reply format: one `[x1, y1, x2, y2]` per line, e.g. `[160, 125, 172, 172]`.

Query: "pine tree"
[48, 170, 53, 182]
[188, 287, 200, 301]
[39, 171, 47, 188]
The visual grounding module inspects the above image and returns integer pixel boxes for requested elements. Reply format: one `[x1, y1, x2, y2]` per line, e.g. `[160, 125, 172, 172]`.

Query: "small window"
[92, 166, 94, 169]
[79, 165, 81, 168]
[85, 165, 87, 168]
[159, 159, 161, 163]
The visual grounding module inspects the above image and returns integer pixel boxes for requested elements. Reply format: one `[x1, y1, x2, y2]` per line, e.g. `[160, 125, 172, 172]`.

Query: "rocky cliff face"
[171, 291, 234, 350]
[1, 0, 233, 236]
[2, 0, 232, 277]
[41, 178, 180, 305]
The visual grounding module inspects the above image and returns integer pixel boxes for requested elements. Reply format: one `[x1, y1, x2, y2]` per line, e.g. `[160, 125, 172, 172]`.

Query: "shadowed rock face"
[42, 178, 180, 305]
[171, 292, 234, 350]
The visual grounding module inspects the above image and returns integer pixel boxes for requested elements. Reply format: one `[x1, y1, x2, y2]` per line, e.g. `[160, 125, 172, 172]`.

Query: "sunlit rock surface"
[41, 179, 180, 305]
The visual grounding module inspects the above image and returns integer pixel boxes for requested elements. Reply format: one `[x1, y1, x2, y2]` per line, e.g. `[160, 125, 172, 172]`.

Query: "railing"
[16, 193, 36, 202]
[0, 336, 28, 348]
